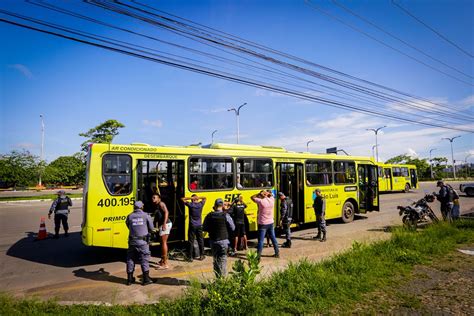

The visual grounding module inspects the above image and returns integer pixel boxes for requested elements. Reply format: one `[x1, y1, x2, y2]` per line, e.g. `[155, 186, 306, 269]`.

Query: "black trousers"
[188, 225, 204, 258]
[54, 213, 69, 234]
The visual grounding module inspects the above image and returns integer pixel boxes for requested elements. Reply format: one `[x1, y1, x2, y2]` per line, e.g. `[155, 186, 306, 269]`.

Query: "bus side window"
[103, 154, 132, 195]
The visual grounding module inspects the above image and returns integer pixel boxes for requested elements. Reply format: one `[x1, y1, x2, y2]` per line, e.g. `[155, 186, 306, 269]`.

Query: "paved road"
[0, 182, 472, 304]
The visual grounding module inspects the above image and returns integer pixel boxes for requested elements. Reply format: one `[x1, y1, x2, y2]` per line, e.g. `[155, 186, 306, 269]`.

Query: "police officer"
[434, 180, 454, 221]
[203, 198, 235, 277]
[278, 192, 293, 248]
[48, 190, 72, 238]
[126, 201, 154, 286]
[313, 188, 327, 242]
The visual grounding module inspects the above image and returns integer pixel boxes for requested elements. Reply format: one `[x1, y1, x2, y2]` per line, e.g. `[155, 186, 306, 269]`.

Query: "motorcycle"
[397, 194, 439, 228]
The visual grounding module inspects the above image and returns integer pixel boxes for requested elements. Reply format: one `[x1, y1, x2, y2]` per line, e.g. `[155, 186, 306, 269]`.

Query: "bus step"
[149, 242, 161, 247]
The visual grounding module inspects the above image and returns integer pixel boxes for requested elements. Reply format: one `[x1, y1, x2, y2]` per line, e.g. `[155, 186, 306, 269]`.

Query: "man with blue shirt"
[182, 194, 207, 262]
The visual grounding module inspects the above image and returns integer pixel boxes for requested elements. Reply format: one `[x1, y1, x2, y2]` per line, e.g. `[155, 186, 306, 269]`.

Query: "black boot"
[142, 271, 153, 286]
[287, 240, 292, 248]
[313, 231, 321, 240]
[126, 273, 135, 286]
[320, 232, 327, 242]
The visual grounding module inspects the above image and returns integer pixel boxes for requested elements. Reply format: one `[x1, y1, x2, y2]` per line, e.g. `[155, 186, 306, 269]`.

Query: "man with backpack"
[278, 192, 293, 248]
[435, 180, 455, 221]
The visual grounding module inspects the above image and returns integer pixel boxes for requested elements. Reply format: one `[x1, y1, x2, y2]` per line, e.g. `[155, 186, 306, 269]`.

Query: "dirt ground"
[352, 247, 474, 315]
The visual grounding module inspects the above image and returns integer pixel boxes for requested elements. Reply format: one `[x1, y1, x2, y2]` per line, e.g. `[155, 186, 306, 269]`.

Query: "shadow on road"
[6, 232, 125, 268]
[73, 267, 124, 284]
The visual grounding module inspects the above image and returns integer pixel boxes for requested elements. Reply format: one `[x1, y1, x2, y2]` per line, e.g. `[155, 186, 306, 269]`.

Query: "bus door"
[357, 164, 379, 212]
[276, 163, 304, 224]
[384, 168, 392, 191]
[410, 168, 418, 189]
[137, 160, 185, 241]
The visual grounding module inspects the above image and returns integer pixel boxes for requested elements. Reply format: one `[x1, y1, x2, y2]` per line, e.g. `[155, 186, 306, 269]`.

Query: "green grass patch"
[1, 220, 474, 315]
[0, 194, 82, 202]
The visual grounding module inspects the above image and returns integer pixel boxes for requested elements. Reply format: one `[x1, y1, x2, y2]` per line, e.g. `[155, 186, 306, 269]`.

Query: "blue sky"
[0, 0, 473, 164]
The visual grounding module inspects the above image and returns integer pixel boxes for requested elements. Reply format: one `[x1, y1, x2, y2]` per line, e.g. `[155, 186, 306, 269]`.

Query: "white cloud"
[14, 142, 37, 149]
[459, 95, 474, 107]
[142, 119, 163, 128]
[8, 64, 34, 79]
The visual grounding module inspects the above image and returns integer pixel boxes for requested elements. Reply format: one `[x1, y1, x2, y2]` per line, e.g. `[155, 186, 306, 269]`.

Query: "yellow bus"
[81, 143, 379, 249]
[377, 163, 418, 193]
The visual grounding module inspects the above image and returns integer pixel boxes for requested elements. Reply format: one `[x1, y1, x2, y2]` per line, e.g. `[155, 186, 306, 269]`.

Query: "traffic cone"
[36, 217, 48, 240]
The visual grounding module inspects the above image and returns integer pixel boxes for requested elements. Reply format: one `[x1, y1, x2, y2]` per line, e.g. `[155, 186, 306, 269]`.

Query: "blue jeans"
[257, 223, 279, 256]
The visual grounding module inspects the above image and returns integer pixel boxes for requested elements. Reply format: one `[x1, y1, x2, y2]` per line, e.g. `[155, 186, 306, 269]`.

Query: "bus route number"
[97, 197, 136, 208]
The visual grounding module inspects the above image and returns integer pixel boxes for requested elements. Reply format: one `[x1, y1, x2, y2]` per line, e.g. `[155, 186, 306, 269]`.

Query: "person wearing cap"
[181, 194, 207, 262]
[278, 192, 293, 248]
[125, 200, 154, 286]
[313, 188, 327, 242]
[203, 198, 235, 277]
[48, 190, 72, 239]
[251, 190, 279, 259]
[434, 180, 454, 221]
[229, 195, 248, 255]
[151, 193, 172, 269]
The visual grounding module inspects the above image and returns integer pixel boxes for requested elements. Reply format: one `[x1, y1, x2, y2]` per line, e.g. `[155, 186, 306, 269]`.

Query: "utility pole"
[227, 102, 247, 144]
[442, 136, 460, 179]
[306, 140, 314, 152]
[39, 114, 45, 187]
[366, 126, 386, 162]
[211, 129, 218, 144]
[429, 148, 436, 179]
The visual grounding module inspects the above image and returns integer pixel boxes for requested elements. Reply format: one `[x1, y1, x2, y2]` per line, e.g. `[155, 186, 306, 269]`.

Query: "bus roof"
[90, 142, 376, 162]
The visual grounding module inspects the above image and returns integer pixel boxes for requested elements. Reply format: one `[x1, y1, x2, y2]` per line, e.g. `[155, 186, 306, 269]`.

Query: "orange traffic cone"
[36, 217, 48, 240]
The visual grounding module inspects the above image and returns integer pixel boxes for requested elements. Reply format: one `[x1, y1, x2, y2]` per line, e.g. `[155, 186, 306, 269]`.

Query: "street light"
[211, 129, 218, 144]
[227, 102, 247, 144]
[429, 148, 436, 179]
[442, 136, 461, 179]
[39, 114, 45, 187]
[366, 126, 386, 162]
[306, 140, 314, 152]
[371, 144, 378, 159]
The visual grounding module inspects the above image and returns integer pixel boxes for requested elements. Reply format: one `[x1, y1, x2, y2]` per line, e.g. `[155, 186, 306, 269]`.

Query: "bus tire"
[341, 201, 355, 223]
[404, 183, 410, 193]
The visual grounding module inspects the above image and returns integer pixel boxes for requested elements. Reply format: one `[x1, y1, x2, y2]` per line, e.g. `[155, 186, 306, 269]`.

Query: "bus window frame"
[305, 159, 333, 186]
[188, 156, 234, 192]
[102, 153, 133, 196]
[235, 157, 274, 190]
[333, 160, 357, 185]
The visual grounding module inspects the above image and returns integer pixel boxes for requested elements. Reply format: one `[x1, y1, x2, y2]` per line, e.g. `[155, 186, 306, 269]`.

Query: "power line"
[391, 0, 473, 59]
[1, 14, 472, 134]
[131, 0, 472, 115]
[332, 0, 473, 80]
[304, 0, 473, 86]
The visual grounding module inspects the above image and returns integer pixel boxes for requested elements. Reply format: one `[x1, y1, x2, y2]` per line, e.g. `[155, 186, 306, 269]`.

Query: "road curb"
[0, 197, 83, 204]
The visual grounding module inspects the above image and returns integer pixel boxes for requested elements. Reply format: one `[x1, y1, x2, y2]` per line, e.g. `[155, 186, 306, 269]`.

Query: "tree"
[0, 150, 40, 188]
[79, 119, 125, 152]
[43, 156, 86, 186]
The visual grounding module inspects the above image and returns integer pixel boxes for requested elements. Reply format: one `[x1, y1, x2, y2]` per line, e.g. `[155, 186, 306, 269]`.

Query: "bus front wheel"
[341, 201, 355, 223]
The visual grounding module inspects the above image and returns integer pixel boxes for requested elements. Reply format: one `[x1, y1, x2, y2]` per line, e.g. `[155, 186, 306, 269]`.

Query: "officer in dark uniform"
[278, 192, 293, 248]
[313, 188, 327, 242]
[203, 198, 235, 277]
[126, 201, 154, 286]
[48, 190, 72, 238]
[434, 180, 454, 221]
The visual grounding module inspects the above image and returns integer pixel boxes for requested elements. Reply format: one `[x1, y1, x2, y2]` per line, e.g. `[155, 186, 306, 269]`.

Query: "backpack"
[447, 185, 459, 200]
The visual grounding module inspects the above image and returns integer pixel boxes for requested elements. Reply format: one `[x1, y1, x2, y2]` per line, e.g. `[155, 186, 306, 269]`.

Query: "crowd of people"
[124, 188, 328, 284]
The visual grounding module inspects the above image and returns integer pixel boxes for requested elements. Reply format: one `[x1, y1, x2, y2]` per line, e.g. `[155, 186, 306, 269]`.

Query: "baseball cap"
[436, 180, 444, 186]
[314, 188, 321, 193]
[278, 192, 285, 197]
[57, 190, 66, 195]
[134, 201, 144, 209]
[214, 198, 224, 207]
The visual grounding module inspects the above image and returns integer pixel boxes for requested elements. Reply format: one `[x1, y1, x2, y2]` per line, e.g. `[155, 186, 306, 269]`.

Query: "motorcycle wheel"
[405, 216, 417, 230]
[427, 210, 439, 223]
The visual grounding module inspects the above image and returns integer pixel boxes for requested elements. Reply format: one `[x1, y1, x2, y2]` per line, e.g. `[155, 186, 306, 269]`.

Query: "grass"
[1, 220, 473, 315]
[0, 194, 83, 202]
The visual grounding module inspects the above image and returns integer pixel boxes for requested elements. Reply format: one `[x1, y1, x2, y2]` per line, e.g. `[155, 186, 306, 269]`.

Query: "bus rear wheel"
[404, 183, 410, 193]
[341, 201, 355, 223]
